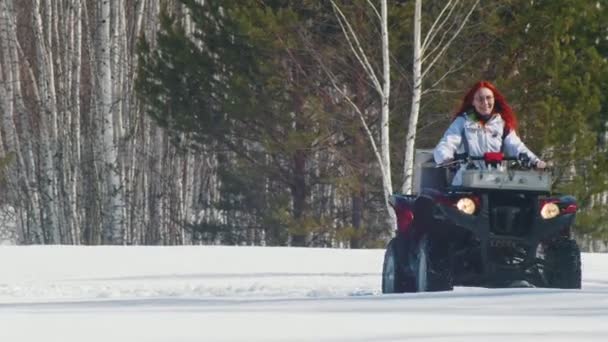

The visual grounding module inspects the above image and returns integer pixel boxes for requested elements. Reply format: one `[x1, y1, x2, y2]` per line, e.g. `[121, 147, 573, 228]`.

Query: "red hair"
[453, 81, 517, 131]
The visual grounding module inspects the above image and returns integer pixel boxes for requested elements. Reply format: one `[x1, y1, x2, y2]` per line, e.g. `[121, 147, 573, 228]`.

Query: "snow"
[1, 245, 607, 341]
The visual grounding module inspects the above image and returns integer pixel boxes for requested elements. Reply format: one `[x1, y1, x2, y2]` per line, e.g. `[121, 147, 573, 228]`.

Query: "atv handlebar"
[437, 152, 543, 170]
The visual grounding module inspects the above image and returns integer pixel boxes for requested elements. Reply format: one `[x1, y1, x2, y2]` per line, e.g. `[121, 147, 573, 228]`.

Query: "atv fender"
[390, 194, 416, 236]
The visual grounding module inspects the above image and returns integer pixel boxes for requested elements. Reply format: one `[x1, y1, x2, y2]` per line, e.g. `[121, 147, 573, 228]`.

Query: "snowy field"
[1, 246, 607, 341]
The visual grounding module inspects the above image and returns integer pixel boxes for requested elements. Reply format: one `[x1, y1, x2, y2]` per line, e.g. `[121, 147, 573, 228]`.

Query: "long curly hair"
[453, 81, 517, 131]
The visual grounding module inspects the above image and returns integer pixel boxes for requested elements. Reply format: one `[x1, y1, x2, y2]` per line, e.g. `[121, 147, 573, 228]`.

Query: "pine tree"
[487, 0, 608, 239]
[137, 1, 344, 246]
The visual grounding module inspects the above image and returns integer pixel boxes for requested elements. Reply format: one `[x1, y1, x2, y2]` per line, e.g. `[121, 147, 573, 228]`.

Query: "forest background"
[0, 0, 606, 250]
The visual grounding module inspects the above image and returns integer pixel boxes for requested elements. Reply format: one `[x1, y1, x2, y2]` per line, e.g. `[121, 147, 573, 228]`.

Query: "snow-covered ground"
[1, 245, 607, 341]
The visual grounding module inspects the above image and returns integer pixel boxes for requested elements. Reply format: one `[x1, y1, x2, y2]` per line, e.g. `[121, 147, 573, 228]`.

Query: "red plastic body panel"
[396, 207, 414, 235]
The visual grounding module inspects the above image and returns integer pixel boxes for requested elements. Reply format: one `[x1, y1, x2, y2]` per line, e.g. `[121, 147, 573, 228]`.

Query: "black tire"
[413, 235, 454, 292]
[382, 237, 414, 293]
[544, 238, 582, 289]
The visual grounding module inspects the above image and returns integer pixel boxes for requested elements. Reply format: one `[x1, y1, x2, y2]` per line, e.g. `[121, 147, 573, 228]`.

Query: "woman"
[433, 81, 546, 183]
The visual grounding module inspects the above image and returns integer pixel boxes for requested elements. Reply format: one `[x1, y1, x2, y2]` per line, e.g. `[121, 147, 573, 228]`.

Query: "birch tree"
[0, 0, 46, 243]
[97, 0, 125, 244]
[31, 0, 61, 243]
[327, 0, 396, 230]
[401, 0, 480, 194]
[67, 0, 83, 244]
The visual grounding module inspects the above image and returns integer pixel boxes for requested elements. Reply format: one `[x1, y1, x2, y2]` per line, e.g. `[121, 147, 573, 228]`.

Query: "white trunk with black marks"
[181, 152, 195, 244]
[53, 0, 74, 244]
[67, 0, 83, 244]
[116, 0, 128, 244]
[1, 0, 43, 242]
[51, 0, 68, 244]
[123, 0, 150, 244]
[147, 127, 165, 244]
[402, 0, 422, 195]
[134, 0, 148, 44]
[402, 0, 480, 195]
[41, 0, 59, 146]
[0, 1, 17, 161]
[78, 0, 102, 244]
[139, 117, 152, 244]
[379, 0, 396, 230]
[0, 0, 29, 241]
[329, 0, 396, 231]
[0, 9, 10, 158]
[99, 0, 125, 244]
[1, 0, 187, 245]
[113, 0, 126, 142]
[125, 121, 138, 244]
[32, 0, 60, 243]
[159, 134, 171, 244]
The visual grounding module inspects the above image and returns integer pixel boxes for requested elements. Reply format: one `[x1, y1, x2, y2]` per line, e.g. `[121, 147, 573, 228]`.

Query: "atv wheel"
[382, 237, 414, 293]
[544, 238, 581, 289]
[412, 235, 453, 292]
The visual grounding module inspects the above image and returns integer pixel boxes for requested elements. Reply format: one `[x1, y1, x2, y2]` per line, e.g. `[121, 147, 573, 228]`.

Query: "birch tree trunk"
[401, 0, 480, 194]
[378, 0, 395, 230]
[114, 0, 128, 243]
[0, 0, 44, 243]
[98, 0, 125, 244]
[401, 0, 422, 194]
[32, 0, 60, 243]
[0, 3, 28, 243]
[67, 0, 83, 244]
[1, 0, 192, 246]
[328, 0, 396, 231]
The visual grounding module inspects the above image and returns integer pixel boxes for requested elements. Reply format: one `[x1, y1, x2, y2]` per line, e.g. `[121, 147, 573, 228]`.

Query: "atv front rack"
[459, 168, 551, 192]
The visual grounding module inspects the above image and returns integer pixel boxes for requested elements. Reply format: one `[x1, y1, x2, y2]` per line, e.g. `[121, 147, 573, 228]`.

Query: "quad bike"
[382, 150, 582, 293]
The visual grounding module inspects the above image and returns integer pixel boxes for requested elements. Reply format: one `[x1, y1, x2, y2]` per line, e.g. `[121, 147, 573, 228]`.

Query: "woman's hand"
[536, 160, 547, 169]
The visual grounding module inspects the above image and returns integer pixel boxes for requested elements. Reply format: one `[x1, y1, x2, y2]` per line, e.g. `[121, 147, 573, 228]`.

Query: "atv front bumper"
[432, 198, 575, 286]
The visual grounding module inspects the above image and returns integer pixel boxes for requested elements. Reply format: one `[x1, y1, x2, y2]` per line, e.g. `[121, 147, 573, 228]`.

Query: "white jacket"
[433, 112, 540, 165]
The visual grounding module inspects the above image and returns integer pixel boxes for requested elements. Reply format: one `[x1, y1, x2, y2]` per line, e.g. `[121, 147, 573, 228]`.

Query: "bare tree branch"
[422, 0, 480, 79]
[330, 0, 383, 96]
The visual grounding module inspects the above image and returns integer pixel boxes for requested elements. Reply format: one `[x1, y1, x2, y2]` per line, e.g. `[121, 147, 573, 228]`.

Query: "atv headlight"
[540, 202, 560, 219]
[456, 197, 476, 215]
